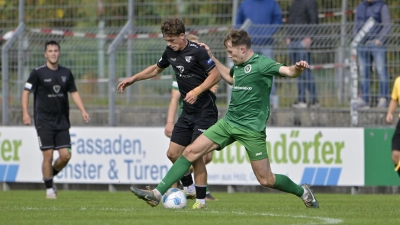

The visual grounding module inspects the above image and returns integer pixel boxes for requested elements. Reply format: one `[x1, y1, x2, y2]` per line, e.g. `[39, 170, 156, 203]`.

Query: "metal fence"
[1, 0, 400, 127]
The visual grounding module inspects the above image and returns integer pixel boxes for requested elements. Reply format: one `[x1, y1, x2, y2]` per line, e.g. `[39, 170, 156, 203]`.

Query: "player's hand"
[82, 111, 90, 123]
[22, 113, 31, 125]
[117, 77, 134, 93]
[197, 43, 213, 57]
[184, 89, 199, 105]
[164, 122, 174, 138]
[386, 113, 393, 123]
[295, 60, 309, 72]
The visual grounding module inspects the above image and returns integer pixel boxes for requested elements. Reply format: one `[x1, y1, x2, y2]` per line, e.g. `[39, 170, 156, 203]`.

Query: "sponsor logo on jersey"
[176, 66, 185, 75]
[232, 86, 252, 91]
[207, 58, 214, 65]
[255, 152, 263, 156]
[170, 58, 176, 61]
[185, 56, 192, 63]
[244, 64, 252, 74]
[53, 85, 61, 93]
[61, 76, 67, 82]
[44, 78, 51, 82]
[25, 82, 32, 90]
[189, 43, 198, 48]
[197, 128, 206, 133]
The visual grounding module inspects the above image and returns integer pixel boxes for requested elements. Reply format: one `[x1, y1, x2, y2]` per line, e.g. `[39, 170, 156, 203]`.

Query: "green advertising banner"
[364, 128, 400, 185]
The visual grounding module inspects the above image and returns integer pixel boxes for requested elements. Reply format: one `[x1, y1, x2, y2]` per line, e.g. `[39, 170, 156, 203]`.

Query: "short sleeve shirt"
[157, 41, 216, 113]
[391, 76, 400, 117]
[224, 54, 283, 132]
[24, 64, 77, 130]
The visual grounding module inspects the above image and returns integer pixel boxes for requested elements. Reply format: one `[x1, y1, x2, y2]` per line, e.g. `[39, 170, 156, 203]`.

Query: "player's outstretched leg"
[301, 184, 319, 208]
[130, 155, 193, 207]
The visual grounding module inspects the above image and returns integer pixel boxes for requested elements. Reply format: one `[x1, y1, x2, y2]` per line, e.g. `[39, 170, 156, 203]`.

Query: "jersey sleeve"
[197, 47, 216, 73]
[172, 76, 178, 90]
[259, 57, 284, 77]
[24, 69, 39, 93]
[157, 49, 170, 69]
[67, 71, 78, 92]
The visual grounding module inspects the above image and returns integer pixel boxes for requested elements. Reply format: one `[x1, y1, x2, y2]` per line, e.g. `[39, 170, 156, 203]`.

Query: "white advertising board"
[0, 127, 364, 186]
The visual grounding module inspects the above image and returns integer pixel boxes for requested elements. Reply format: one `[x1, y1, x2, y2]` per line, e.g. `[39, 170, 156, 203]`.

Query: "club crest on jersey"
[176, 66, 185, 74]
[185, 56, 192, 63]
[61, 76, 66, 82]
[244, 64, 252, 74]
[53, 85, 61, 93]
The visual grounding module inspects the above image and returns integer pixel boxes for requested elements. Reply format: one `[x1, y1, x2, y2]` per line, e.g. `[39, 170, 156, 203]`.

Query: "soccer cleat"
[192, 201, 207, 209]
[301, 184, 319, 208]
[45, 193, 57, 199]
[205, 193, 218, 201]
[130, 186, 160, 207]
[183, 190, 196, 200]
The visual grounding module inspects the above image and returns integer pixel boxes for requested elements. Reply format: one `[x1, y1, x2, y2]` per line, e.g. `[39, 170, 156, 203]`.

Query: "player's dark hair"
[224, 29, 251, 49]
[161, 17, 186, 37]
[44, 40, 60, 51]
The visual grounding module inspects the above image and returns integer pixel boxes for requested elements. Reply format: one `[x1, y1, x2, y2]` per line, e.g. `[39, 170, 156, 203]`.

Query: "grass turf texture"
[0, 191, 399, 225]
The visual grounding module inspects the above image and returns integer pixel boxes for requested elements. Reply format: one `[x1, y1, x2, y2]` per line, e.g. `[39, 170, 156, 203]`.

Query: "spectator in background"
[385, 76, 400, 178]
[354, 0, 391, 109]
[236, 0, 283, 109]
[286, 0, 319, 109]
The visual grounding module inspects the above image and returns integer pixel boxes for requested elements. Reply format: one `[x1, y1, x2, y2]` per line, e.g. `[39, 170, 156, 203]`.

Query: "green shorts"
[203, 119, 268, 161]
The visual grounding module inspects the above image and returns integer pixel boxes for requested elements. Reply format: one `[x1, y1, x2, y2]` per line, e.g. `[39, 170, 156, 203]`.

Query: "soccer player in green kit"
[130, 29, 319, 209]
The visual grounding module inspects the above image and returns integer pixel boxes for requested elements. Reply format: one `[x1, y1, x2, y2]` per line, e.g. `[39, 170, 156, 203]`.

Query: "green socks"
[273, 174, 304, 197]
[156, 155, 192, 195]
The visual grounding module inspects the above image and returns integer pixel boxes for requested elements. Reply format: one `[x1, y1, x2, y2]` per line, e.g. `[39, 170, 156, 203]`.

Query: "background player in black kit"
[117, 17, 220, 209]
[22, 40, 90, 199]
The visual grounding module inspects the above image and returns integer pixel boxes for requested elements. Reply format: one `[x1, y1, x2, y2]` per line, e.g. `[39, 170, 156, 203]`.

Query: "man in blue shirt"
[354, 0, 392, 109]
[236, 0, 283, 109]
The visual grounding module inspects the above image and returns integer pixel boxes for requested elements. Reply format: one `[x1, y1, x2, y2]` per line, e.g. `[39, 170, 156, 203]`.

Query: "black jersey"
[157, 40, 217, 113]
[24, 64, 77, 130]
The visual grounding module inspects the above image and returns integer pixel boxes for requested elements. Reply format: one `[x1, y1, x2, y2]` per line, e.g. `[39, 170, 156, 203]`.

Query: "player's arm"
[22, 90, 31, 125]
[70, 91, 90, 123]
[117, 64, 165, 93]
[165, 89, 180, 138]
[278, 60, 309, 78]
[185, 67, 220, 105]
[198, 42, 233, 85]
[386, 81, 398, 123]
[386, 99, 397, 123]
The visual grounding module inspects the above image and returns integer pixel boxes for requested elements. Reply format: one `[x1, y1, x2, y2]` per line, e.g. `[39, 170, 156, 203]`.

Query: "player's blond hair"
[186, 34, 199, 43]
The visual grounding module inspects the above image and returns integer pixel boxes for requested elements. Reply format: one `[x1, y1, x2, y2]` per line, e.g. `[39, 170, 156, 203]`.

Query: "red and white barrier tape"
[27, 26, 232, 40]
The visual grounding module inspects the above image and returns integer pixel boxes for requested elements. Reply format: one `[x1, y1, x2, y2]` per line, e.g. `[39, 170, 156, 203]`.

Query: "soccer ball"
[161, 188, 187, 209]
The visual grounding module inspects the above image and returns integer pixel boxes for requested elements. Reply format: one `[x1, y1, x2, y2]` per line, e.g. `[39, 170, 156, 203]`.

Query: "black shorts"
[392, 119, 400, 151]
[36, 128, 71, 151]
[171, 108, 218, 147]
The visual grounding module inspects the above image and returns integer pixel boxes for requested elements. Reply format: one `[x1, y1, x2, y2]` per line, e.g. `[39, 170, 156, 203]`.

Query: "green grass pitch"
[0, 190, 399, 225]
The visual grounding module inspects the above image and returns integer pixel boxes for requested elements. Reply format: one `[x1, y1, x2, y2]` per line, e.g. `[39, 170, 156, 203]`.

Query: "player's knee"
[60, 152, 71, 162]
[166, 150, 180, 163]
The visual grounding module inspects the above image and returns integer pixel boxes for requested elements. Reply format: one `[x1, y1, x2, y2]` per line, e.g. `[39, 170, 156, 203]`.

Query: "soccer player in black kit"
[22, 40, 90, 199]
[117, 17, 220, 209]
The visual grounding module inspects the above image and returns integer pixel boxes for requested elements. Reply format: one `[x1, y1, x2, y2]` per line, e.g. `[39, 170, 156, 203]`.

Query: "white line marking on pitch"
[209, 210, 343, 225]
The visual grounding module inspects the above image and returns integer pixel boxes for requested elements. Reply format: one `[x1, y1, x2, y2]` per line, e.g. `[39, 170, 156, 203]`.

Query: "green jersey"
[224, 53, 283, 132]
[172, 77, 183, 115]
